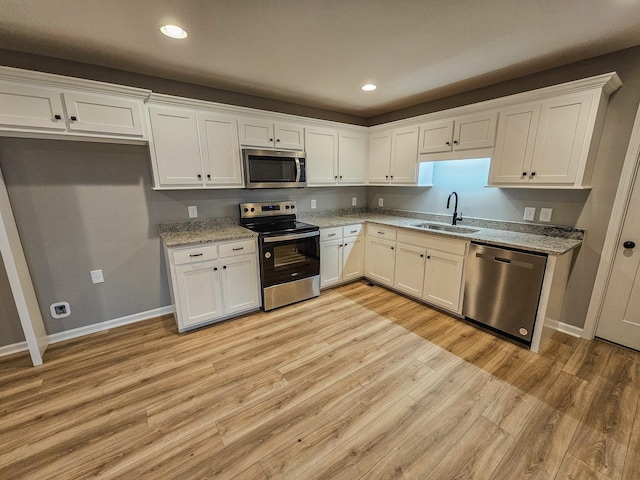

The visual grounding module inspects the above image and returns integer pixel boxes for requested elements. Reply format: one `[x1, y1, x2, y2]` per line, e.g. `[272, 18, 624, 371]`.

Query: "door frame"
[584, 101, 640, 339]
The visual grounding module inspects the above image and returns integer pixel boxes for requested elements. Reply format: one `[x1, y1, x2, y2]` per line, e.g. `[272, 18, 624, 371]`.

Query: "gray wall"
[0, 138, 365, 342]
[0, 255, 24, 345]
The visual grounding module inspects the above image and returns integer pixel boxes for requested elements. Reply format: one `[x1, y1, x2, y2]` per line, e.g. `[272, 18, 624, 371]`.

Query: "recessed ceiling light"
[361, 84, 377, 92]
[160, 24, 188, 39]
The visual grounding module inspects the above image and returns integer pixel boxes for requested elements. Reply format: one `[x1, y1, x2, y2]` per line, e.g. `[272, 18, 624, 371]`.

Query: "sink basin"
[411, 222, 479, 234]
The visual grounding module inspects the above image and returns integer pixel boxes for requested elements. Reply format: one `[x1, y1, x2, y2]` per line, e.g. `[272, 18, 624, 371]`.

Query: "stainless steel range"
[239, 201, 320, 311]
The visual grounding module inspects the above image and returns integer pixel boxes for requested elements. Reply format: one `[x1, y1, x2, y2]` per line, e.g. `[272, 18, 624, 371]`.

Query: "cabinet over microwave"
[243, 149, 307, 189]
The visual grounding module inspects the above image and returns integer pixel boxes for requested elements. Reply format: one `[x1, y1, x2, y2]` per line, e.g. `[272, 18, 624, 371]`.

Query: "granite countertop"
[158, 210, 583, 256]
[158, 218, 256, 248]
[299, 212, 583, 256]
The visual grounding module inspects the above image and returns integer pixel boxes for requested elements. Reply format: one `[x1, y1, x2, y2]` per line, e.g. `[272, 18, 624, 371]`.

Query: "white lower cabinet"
[320, 225, 364, 288]
[364, 226, 467, 314]
[166, 238, 260, 332]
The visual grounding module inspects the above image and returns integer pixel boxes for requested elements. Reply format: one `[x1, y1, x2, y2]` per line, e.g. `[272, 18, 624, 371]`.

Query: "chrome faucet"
[447, 191, 463, 225]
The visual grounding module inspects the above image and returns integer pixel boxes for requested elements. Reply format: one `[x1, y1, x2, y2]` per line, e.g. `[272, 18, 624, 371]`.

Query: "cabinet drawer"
[218, 239, 256, 258]
[173, 244, 218, 265]
[343, 224, 363, 237]
[397, 230, 467, 256]
[320, 227, 343, 241]
[367, 224, 397, 240]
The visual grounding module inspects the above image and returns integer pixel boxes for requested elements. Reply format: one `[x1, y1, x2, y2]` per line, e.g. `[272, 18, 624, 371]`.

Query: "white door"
[305, 127, 338, 185]
[338, 131, 367, 184]
[175, 260, 223, 327]
[62, 92, 144, 137]
[454, 112, 497, 151]
[197, 112, 243, 187]
[390, 126, 419, 184]
[320, 238, 343, 288]
[423, 249, 465, 313]
[418, 120, 453, 154]
[489, 103, 541, 185]
[364, 237, 396, 286]
[149, 106, 203, 186]
[368, 131, 392, 183]
[596, 172, 640, 350]
[274, 123, 304, 150]
[0, 83, 66, 131]
[238, 118, 274, 148]
[220, 255, 260, 315]
[394, 242, 427, 297]
[342, 236, 364, 282]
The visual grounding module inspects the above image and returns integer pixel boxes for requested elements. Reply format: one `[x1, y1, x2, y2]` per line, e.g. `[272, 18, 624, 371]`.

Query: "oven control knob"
[250, 207, 255, 212]
[285, 205, 290, 209]
[243, 208, 248, 213]
[291, 204, 295, 209]
[265, 252, 272, 259]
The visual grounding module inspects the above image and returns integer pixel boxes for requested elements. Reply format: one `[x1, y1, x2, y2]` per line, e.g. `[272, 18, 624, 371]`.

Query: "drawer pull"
[350, 230, 357, 234]
[232, 247, 244, 251]
[328, 233, 337, 237]
[189, 253, 203, 257]
[377, 231, 385, 235]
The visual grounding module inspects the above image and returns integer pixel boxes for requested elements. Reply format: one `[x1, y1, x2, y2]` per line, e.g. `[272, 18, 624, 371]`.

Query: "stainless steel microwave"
[243, 149, 306, 189]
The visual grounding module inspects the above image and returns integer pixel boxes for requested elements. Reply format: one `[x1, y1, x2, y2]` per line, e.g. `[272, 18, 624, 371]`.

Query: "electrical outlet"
[352, 197, 357, 206]
[524, 207, 536, 221]
[311, 199, 316, 209]
[540, 208, 553, 222]
[90, 269, 104, 284]
[50, 301, 71, 319]
[378, 197, 384, 207]
[188, 205, 198, 218]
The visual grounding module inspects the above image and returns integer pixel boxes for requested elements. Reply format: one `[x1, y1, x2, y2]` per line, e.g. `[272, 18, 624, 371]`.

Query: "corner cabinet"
[165, 238, 260, 332]
[489, 73, 622, 188]
[0, 66, 149, 141]
[306, 127, 367, 186]
[319, 225, 364, 288]
[147, 97, 244, 189]
[368, 126, 419, 185]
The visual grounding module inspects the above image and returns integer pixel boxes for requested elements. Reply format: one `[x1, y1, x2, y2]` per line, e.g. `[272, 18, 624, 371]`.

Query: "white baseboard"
[545, 318, 584, 338]
[0, 340, 28, 357]
[0, 305, 174, 358]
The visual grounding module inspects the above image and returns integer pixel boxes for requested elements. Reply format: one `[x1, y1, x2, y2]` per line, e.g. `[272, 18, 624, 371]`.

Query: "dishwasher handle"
[475, 252, 534, 270]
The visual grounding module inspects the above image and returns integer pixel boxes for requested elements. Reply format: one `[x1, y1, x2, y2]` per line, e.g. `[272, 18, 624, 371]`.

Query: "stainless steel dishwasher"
[463, 242, 547, 345]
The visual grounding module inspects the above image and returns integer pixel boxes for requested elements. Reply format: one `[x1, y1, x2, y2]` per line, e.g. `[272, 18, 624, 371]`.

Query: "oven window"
[261, 236, 320, 287]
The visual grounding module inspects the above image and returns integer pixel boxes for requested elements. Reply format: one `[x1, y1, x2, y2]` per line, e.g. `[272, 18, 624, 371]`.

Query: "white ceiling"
[1, 0, 640, 117]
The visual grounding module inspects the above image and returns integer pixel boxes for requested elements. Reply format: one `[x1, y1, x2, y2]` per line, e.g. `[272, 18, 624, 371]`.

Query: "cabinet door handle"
[445, 141, 451, 146]
[334, 176, 338, 179]
[197, 174, 202, 180]
[269, 138, 274, 142]
[530, 172, 536, 177]
[390, 175, 394, 179]
[350, 230, 357, 234]
[189, 253, 203, 257]
[54, 114, 62, 120]
[377, 231, 385, 235]
[453, 140, 458, 145]
[328, 233, 336, 237]
[207, 174, 211, 180]
[427, 255, 431, 259]
[344, 242, 348, 246]
[339, 175, 343, 179]
[339, 244, 343, 247]
[522, 172, 527, 176]
[223, 265, 227, 269]
[276, 139, 280, 142]
[69, 115, 77, 121]
[391, 246, 394, 250]
[214, 267, 218, 271]
[420, 254, 424, 257]
[385, 175, 389, 179]
[232, 247, 244, 251]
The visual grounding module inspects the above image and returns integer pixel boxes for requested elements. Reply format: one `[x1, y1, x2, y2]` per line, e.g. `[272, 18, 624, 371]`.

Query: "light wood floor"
[1, 281, 639, 480]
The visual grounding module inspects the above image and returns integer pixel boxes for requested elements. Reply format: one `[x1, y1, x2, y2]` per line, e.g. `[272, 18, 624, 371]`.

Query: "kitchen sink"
[411, 222, 479, 234]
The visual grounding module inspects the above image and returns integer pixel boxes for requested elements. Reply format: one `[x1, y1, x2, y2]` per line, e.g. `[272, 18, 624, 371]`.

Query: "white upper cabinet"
[197, 112, 243, 187]
[147, 100, 243, 189]
[305, 126, 339, 185]
[306, 127, 367, 186]
[489, 90, 602, 188]
[0, 67, 149, 140]
[418, 112, 497, 157]
[238, 118, 304, 150]
[368, 126, 419, 185]
[148, 106, 203, 187]
[338, 131, 367, 184]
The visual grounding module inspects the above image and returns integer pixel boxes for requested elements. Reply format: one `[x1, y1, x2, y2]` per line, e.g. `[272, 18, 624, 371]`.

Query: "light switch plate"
[378, 197, 384, 207]
[188, 205, 198, 218]
[311, 199, 316, 209]
[90, 269, 104, 284]
[540, 208, 553, 222]
[524, 207, 536, 221]
[352, 197, 357, 206]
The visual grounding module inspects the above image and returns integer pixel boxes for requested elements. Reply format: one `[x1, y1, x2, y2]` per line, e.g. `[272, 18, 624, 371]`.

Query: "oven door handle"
[295, 158, 301, 183]
[263, 231, 319, 243]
